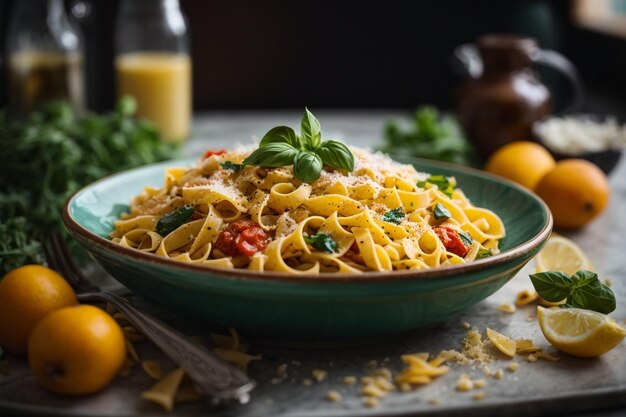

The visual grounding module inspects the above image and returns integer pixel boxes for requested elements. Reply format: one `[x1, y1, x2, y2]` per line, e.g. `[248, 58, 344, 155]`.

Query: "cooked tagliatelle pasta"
[111, 146, 505, 274]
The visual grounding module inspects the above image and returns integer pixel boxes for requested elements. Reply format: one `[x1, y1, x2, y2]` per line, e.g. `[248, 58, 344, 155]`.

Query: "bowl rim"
[63, 156, 553, 284]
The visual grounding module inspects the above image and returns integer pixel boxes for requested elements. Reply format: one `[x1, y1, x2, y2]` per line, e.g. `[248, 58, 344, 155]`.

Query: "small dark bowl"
[532, 114, 624, 175]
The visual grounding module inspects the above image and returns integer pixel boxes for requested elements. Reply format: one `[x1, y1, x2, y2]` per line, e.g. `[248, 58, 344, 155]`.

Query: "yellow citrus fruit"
[537, 306, 626, 358]
[0, 265, 77, 354]
[28, 304, 126, 395]
[485, 141, 556, 190]
[535, 235, 594, 275]
[535, 159, 610, 229]
[486, 327, 516, 357]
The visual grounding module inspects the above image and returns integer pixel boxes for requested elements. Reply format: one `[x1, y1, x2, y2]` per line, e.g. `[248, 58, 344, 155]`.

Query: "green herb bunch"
[0, 97, 178, 274]
[243, 108, 355, 182]
[379, 106, 477, 166]
[530, 270, 616, 314]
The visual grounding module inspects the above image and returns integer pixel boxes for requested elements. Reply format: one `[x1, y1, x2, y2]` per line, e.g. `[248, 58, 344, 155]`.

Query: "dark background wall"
[1, 0, 625, 114]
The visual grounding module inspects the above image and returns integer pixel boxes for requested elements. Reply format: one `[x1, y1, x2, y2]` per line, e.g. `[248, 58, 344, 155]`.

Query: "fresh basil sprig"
[243, 108, 355, 182]
[304, 233, 337, 253]
[529, 269, 616, 314]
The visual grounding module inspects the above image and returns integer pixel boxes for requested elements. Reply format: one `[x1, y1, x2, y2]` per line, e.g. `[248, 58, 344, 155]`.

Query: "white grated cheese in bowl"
[535, 115, 626, 154]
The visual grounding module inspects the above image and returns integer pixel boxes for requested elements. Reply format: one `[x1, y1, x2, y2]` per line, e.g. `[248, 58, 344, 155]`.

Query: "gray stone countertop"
[1, 110, 625, 417]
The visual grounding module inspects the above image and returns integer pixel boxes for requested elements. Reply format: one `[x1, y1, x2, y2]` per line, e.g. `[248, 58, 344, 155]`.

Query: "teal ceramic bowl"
[63, 156, 552, 342]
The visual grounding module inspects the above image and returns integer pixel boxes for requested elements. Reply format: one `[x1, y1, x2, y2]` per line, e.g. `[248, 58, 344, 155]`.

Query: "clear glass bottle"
[6, 0, 85, 117]
[115, 0, 192, 142]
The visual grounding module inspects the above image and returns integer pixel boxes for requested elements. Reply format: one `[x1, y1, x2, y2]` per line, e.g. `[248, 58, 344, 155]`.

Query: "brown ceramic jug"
[454, 35, 583, 158]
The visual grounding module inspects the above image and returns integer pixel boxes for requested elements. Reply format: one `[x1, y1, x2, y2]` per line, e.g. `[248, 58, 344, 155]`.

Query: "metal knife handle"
[78, 292, 255, 403]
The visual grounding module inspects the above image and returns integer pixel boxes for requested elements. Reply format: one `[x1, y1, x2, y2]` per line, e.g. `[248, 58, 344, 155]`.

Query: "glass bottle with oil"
[115, 0, 192, 142]
[6, 0, 85, 117]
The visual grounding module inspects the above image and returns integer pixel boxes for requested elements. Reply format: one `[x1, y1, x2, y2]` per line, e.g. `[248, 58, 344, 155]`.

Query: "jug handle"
[451, 44, 482, 78]
[533, 49, 585, 114]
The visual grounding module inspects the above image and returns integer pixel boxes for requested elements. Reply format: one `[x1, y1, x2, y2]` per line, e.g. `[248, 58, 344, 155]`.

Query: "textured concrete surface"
[1, 111, 625, 417]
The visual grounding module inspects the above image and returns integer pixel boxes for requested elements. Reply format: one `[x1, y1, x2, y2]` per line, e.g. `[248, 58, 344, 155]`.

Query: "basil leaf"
[156, 205, 194, 236]
[529, 271, 572, 302]
[293, 150, 323, 182]
[569, 280, 616, 314]
[418, 175, 455, 198]
[475, 247, 492, 259]
[220, 161, 243, 171]
[242, 142, 298, 167]
[259, 126, 302, 149]
[317, 140, 355, 172]
[304, 233, 337, 253]
[458, 230, 473, 246]
[570, 269, 598, 289]
[433, 203, 451, 220]
[301, 107, 321, 149]
[382, 208, 405, 225]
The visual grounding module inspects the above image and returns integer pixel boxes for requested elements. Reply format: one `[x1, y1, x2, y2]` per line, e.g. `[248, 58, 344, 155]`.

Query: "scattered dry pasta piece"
[486, 328, 516, 357]
[142, 360, 163, 380]
[515, 289, 539, 306]
[395, 352, 449, 390]
[507, 362, 519, 372]
[362, 384, 386, 398]
[497, 303, 517, 314]
[456, 374, 473, 391]
[174, 384, 201, 403]
[473, 391, 486, 401]
[327, 390, 342, 402]
[118, 357, 134, 378]
[312, 369, 327, 382]
[515, 339, 542, 354]
[363, 397, 379, 408]
[343, 376, 357, 385]
[141, 368, 185, 411]
[125, 340, 139, 362]
[473, 378, 487, 388]
[123, 326, 146, 343]
[213, 348, 260, 371]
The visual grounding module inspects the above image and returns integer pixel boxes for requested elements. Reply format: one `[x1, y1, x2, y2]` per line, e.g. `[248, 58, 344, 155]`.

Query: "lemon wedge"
[535, 235, 594, 275]
[537, 306, 626, 357]
[486, 328, 516, 357]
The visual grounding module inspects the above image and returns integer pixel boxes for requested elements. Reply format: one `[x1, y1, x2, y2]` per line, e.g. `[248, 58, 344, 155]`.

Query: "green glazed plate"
[63, 156, 552, 341]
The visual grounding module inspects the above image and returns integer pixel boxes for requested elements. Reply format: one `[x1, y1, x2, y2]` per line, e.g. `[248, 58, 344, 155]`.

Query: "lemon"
[486, 328, 516, 357]
[535, 235, 594, 275]
[537, 306, 626, 357]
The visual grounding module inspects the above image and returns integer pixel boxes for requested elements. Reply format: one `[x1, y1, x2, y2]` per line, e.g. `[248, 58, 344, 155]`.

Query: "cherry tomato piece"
[433, 226, 469, 257]
[203, 149, 226, 158]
